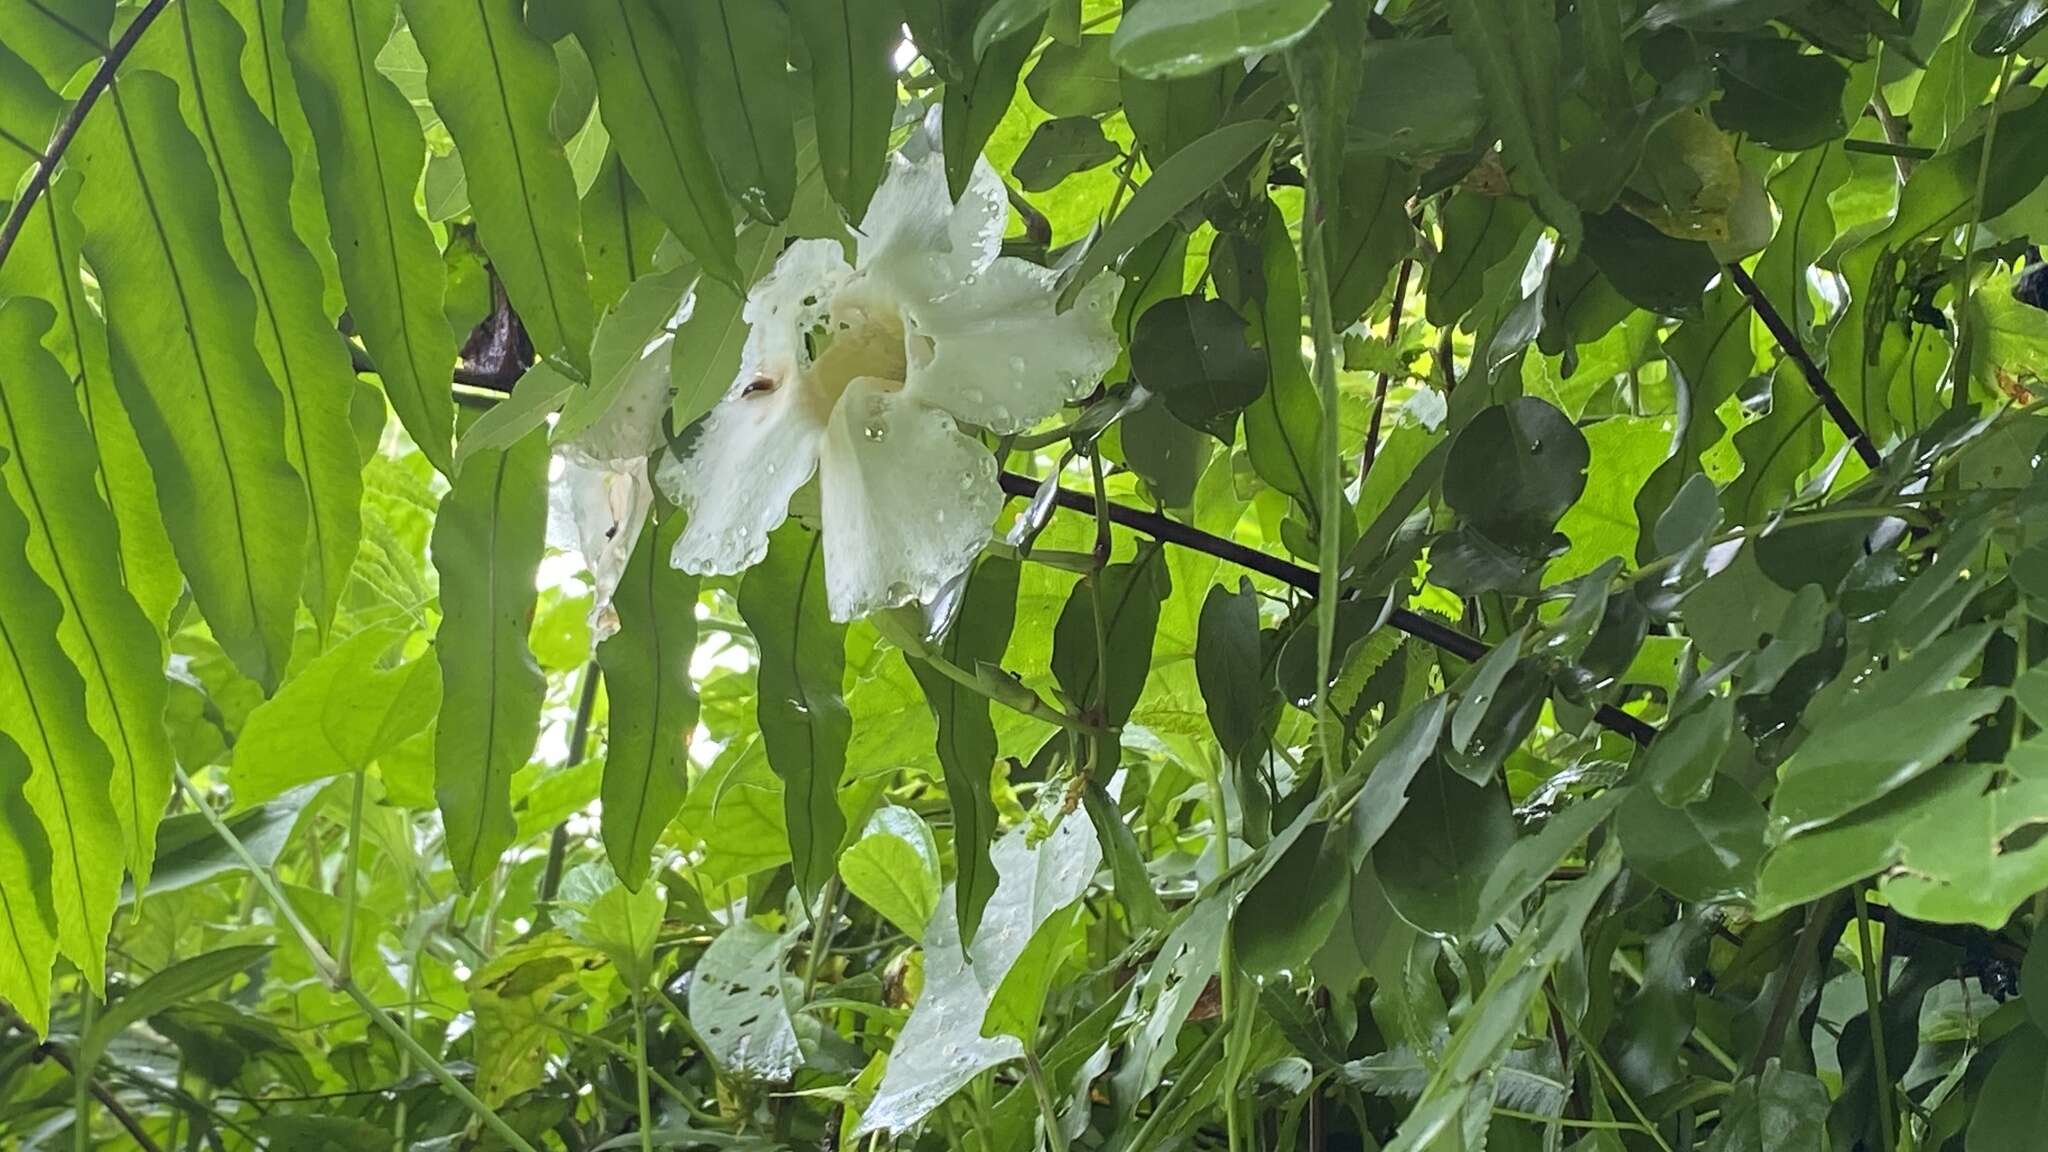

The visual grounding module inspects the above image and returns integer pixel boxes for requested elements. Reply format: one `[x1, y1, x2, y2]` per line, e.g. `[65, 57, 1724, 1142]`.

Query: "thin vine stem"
[172, 770, 540, 1152]
[0, 0, 175, 274]
[632, 988, 654, 1152]
[1854, 886, 1897, 1151]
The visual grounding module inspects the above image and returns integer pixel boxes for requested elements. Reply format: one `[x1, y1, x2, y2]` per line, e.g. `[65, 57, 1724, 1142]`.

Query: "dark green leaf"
[432, 429, 550, 891]
[285, 0, 459, 475]
[404, 0, 593, 375]
[1345, 37, 1483, 160]
[1052, 547, 1169, 727]
[1713, 36, 1850, 150]
[1448, 0, 1579, 250]
[1132, 295, 1266, 441]
[670, 0, 796, 223]
[1026, 34, 1121, 116]
[790, 0, 898, 221]
[598, 506, 700, 887]
[1110, 0, 1332, 79]
[1014, 116, 1121, 191]
[81, 945, 270, 1071]
[1442, 398, 1589, 554]
[739, 523, 851, 902]
[566, 0, 740, 283]
[1373, 757, 1516, 937]
[906, 555, 1018, 942]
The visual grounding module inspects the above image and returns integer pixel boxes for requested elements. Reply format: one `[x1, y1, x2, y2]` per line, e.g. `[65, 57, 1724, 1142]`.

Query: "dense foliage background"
[6, 0, 2048, 1148]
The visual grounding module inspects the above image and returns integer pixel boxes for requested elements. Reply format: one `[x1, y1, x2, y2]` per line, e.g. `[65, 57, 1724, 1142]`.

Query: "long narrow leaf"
[404, 0, 593, 376]
[432, 429, 550, 891]
[565, 0, 739, 284]
[284, 0, 458, 475]
[0, 300, 173, 888]
[152, 0, 364, 635]
[71, 72, 309, 692]
[599, 503, 700, 888]
[739, 523, 850, 902]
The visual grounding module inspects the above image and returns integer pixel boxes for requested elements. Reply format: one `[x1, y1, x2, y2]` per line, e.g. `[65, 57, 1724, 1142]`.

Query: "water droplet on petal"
[1007, 355, 1027, 375]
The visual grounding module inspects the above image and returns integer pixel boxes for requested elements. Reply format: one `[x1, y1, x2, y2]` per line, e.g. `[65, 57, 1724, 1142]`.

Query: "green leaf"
[149, 0, 365, 635]
[432, 429, 550, 891]
[1122, 395, 1213, 509]
[790, 0, 897, 221]
[906, 555, 1019, 943]
[840, 806, 942, 941]
[1345, 37, 1483, 161]
[940, 8, 1041, 201]
[0, 174, 182, 633]
[1447, 0, 1579, 251]
[0, 738, 55, 1034]
[1026, 34, 1121, 116]
[72, 69, 308, 693]
[1014, 116, 1121, 192]
[1617, 777, 1766, 904]
[975, 0, 1052, 57]
[0, 474, 122, 990]
[284, 0, 458, 476]
[1443, 398, 1588, 554]
[857, 814, 1100, 1138]
[561, 865, 667, 987]
[1705, 1060, 1830, 1152]
[1063, 119, 1276, 300]
[1640, 693, 1735, 806]
[1132, 295, 1266, 442]
[739, 523, 851, 902]
[464, 935, 604, 1106]
[1242, 201, 1330, 522]
[1196, 578, 1276, 765]
[456, 362, 579, 465]
[689, 919, 802, 1081]
[1330, 156, 1416, 327]
[1112, 894, 1228, 1108]
[1110, 0, 1331, 79]
[0, 300, 173, 890]
[671, 227, 783, 432]
[0, 42, 57, 194]
[1967, 1029, 2048, 1150]
[1973, 0, 2048, 55]
[1465, 791, 1622, 937]
[1373, 756, 1516, 937]
[1425, 190, 1532, 329]
[1582, 208, 1720, 319]
[80, 945, 270, 1072]
[231, 625, 438, 803]
[1770, 689, 2003, 837]
[404, 0, 593, 376]
[582, 150, 669, 311]
[1051, 546, 1169, 727]
[553, 262, 693, 452]
[0, 0, 111, 88]
[1712, 36, 1850, 150]
[1238, 819, 1351, 977]
[668, 0, 797, 224]
[598, 504, 700, 887]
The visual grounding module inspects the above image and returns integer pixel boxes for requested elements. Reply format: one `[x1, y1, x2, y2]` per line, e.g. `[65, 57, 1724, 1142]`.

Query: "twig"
[1866, 95, 1916, 184]
[536, 662, 602, 924]
[1724, 263, 1883, 471]
[0, 0, 175, 274]
[1360, 257, 1415, 479]
[994, 470, 1658, 746]
[1746, 892, 1845, 1078]
[0, 1010, 165, 1152]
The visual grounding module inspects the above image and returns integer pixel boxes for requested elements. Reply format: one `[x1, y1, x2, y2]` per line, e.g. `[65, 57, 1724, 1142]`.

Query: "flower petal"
[816, 378, 1003, 621]
[902, 261, 1123, 435]
[656, 377, 827, 576]
[550, 452, 652, 642]
[854, 151, 1006, 295]
[740, 238, 854, 384]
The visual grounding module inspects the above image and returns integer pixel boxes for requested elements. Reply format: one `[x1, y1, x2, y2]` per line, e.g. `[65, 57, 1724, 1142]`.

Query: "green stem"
[1955, 48, 2019, 412]
[632, 988, 654, 1152]
[912, 645, 1105, 737]
[73, 989, 96, 1152]
[337, 764, 369, 983]
[803, 876, 842, 1002]
[1855, 886, 1898, 1152]
[173, 770, 539, 1152]
[1196, 751, 1246, 1152]
[1023, 1047, 1071, 1152]
[1085, 452, 1116, 781]
[1299, 126, 1344, 805]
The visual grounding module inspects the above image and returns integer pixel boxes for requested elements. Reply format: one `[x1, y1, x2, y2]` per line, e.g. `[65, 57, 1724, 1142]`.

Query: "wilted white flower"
[656, 150, 1122, 620]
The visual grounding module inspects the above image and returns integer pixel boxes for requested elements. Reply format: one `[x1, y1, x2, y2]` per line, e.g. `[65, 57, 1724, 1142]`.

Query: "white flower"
[655, 150, 1123, 621]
